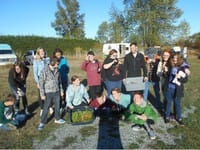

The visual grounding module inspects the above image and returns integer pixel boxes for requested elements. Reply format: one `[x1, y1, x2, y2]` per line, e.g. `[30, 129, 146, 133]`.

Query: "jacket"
[103, 57, 125, 81]
[0, 101, 13, 125]
[125, 100, 158, 125]
[168, 63, 189, 97]
[109, 93, 131, 109]
[58, 57, 70, 89]
[8, 63, 29, 93]
[33, 57, 49, 84]
[81, 60, 101, 86]
[66, 84, 89, 107]
[124, 52, 147, 78]
[39, 65, 63, 97]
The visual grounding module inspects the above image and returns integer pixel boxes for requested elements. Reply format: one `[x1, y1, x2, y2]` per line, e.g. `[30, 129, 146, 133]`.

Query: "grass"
[0, 54, 200, 148]
[52, 136, 77, 149]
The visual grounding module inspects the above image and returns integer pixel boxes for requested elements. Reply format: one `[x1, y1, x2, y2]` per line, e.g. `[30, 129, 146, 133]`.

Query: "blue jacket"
[58, 57, 70, 89]
[33, 57, 49, 84]
[66, 84, 89, 107]
[109, 93, 131, 109]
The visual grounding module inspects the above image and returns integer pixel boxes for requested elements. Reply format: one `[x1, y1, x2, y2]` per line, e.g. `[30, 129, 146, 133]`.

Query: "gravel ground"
[33, 106, 196, 149]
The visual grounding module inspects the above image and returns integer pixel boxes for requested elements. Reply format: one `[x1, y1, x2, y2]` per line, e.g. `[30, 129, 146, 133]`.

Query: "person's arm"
[103, 59, 117, 69]
[81, 60, 89, 71]
[8, 69, 18, 93]
[144, 104, 158, 123]
[156, 61, 163, 76]
[82, 85, 90, 103]
[141, 54, 148, 78]
[66, 85, 74, 109]
[124, 104, 138, 121]
[65, 58, 70, 74]
[58, 72, 64, 97]
[33, 60, 39, 84]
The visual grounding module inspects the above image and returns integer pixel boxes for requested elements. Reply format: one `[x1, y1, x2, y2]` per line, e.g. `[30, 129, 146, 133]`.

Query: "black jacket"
[123, 52, 147, 78]
[8, 63, 29, 92]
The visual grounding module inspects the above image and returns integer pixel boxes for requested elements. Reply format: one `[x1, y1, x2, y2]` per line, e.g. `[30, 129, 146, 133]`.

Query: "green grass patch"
[52, 136, 77, 149]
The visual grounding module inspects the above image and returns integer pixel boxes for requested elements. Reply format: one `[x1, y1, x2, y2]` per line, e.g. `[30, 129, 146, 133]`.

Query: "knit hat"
[87, 51, 95, 56]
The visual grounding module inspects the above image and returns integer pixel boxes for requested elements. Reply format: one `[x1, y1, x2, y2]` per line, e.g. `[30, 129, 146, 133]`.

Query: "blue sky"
[0, 0, 199, 39]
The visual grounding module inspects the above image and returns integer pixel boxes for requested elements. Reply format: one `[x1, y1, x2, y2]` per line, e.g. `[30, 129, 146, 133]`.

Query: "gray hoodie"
[39, 65, 63, 97]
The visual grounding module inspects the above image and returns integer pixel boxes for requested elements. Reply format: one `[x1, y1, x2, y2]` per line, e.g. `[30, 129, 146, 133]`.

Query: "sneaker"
[177, 119, 185, 127]
[54, 119, 66, 124]
[148, 130, 156, 140]
[38, 123, 44, 130]
[49, 107, 54, 115]
[131, 124, 143, 131]
[40, 109, 43, 117]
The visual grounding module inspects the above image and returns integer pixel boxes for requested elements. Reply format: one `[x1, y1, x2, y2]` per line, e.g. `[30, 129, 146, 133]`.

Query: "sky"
[0, 0, 199, 39]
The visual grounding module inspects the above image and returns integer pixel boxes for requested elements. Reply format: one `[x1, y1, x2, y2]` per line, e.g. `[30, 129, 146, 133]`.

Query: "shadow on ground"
[97, 116, 123, 149]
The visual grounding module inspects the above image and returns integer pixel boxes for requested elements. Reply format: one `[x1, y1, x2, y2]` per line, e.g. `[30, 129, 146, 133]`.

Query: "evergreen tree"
[51, 0, 85, 39]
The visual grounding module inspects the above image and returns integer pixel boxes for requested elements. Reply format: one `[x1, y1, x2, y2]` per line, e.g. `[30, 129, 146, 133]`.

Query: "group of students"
[0, 42, 190, 140]
[80, 42, 190, 140]
[0, 47, 70, 131]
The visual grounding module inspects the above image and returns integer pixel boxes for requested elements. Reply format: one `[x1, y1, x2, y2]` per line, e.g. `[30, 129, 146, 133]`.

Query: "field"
[0, 53, 200, 148]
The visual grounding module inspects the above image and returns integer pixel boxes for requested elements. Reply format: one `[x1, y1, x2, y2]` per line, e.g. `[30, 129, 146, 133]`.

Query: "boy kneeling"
[125, 92, 158, 140]
[0, 94, 26, 130]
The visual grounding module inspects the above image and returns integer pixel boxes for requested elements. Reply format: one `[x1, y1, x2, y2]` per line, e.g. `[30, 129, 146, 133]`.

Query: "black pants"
[88, 85, 102, 100]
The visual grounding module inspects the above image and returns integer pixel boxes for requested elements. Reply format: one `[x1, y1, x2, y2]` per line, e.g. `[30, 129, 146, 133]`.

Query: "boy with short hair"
[0, 94, 26, 130]
[38, 57, 65, 130]
[125, 92, 158, 140]
[81, 50, 102, 100]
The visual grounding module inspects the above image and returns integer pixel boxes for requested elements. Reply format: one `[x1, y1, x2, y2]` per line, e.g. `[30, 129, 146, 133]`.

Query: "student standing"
[53, 48, 70, 111]
[165, 53, 190, 126]
[103, 49, 125, 96]
[81, 50, 102, 99]
[33, 47, 50, 116]
[37, 57, 65, 130]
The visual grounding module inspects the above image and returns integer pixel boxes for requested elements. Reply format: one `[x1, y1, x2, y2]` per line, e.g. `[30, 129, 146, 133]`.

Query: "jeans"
[0, 113, 26, 130]
[143, 81, 162, 109]
[105, 79, 122, 96]
[37, 88, 44, 109]
[165, 87, 182, 119]
[41, 92, 61, 124]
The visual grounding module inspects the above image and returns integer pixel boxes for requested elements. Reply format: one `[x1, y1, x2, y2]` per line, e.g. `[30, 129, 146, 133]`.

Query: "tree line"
[52, 0, 198, 49]
[0, 35, 101, 58]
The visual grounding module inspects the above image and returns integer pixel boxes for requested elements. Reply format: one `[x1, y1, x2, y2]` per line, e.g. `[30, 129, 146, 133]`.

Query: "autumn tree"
[51, 0, 85, 39]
